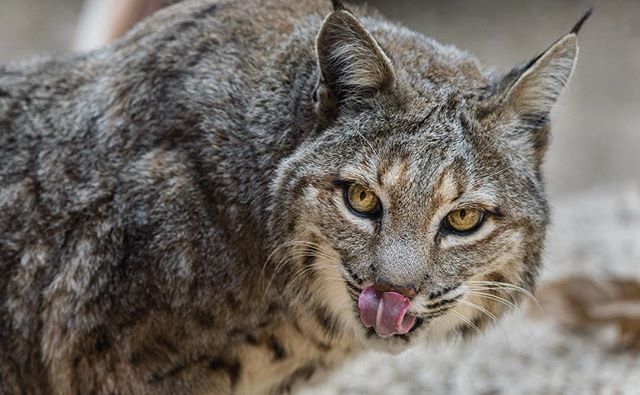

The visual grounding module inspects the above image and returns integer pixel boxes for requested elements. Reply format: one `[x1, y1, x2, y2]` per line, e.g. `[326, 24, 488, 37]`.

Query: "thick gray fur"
[0, 0, 582, 393]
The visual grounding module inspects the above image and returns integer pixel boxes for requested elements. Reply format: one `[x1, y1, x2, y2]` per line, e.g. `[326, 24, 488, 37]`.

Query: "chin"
[354, 317, 438, 355]
[355, 329, 417, 354]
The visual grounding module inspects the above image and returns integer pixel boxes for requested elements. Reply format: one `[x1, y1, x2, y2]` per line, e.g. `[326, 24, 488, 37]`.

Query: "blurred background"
[1, 0, 638, 200]
[1, 0, 638, 393]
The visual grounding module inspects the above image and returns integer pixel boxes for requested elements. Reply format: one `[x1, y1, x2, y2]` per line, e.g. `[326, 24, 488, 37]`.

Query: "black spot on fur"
[267, 302, 280, 314]
[94, 329, 110, 353]
[209, 357, 241, 386]
[486, 272, 508, 285]
[276, 362, 318, 393]
[267, 335, 287, 361]
[411, 317, 425, 332]
[225, 291, 238, 307]
[192, 4, 218, 21]
[244, 333, 259, 345]
[314, 304, 340, 337]
[73, 355, 81, 370]
[129, 353, 141, 366]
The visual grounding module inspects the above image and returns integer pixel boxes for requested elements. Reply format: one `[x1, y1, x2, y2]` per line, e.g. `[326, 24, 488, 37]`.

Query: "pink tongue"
[358, 286, 416, 337]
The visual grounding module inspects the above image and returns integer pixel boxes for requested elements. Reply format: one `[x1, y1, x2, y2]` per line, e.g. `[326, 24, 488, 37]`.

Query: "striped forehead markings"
[377, 158, 409, 188]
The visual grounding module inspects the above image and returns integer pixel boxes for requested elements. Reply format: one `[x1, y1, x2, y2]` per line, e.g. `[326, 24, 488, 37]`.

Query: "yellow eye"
[346, 183, 381, 215]
[446, 208, 484, 233]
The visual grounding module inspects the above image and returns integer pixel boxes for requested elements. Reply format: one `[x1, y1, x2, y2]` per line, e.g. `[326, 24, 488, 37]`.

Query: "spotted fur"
[0, 0, 587, 393]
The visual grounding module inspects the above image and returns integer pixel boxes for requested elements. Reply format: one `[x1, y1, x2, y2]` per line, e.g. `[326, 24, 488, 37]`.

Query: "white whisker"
[466, 280, 542, 311]
[451, 310, 481, 335]
[458, 299, 498, 324]
[465, 290, 517, 310]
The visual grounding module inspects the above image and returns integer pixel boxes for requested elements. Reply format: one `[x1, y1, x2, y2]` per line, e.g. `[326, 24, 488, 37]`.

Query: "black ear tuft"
[331, 0, 346, 11]
[570, 7, 595, 35]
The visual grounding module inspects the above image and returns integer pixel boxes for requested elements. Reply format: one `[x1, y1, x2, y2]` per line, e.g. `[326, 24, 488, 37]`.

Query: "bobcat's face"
[270, 7, 580, 352]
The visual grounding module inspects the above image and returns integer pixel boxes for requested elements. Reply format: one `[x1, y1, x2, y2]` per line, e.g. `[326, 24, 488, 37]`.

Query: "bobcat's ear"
[502, 34, 578, 118]
[495, 9, 590, 166]
[314, 9, 395, 124]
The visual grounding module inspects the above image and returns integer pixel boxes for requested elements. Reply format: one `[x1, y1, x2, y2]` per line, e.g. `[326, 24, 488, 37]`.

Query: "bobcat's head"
[270, 3, 588, 352]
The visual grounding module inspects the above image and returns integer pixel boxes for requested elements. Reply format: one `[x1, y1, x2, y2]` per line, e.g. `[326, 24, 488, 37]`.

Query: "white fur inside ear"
[506, 34, 578, 114]
[326, 40, 393, 90]
[316, 10, 395, 102]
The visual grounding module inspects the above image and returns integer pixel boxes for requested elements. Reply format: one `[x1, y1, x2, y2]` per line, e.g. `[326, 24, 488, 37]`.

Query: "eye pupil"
[445, 208, 484, 233]
[346, 183, 381, 217]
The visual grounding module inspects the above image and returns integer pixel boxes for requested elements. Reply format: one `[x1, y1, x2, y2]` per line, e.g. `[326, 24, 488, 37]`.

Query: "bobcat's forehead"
[377, 158, 410, 189]
[336, 120, 496, 201]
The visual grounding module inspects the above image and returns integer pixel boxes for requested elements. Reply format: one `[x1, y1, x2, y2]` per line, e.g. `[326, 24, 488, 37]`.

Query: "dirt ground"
[1, 0, 639, 393]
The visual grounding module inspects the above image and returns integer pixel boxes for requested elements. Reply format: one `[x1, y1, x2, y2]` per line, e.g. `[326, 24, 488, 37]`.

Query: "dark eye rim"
[339, 181, 382, 219]
[442, 209, 485, 235]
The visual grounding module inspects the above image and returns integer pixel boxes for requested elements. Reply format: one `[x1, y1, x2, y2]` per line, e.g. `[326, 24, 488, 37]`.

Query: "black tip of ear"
[570, 6, 595, 35]
[331, 0, 346, 11]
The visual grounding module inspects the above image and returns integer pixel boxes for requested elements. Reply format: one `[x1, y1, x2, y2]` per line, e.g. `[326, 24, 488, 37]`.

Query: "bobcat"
[0, 0, 589, 393]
